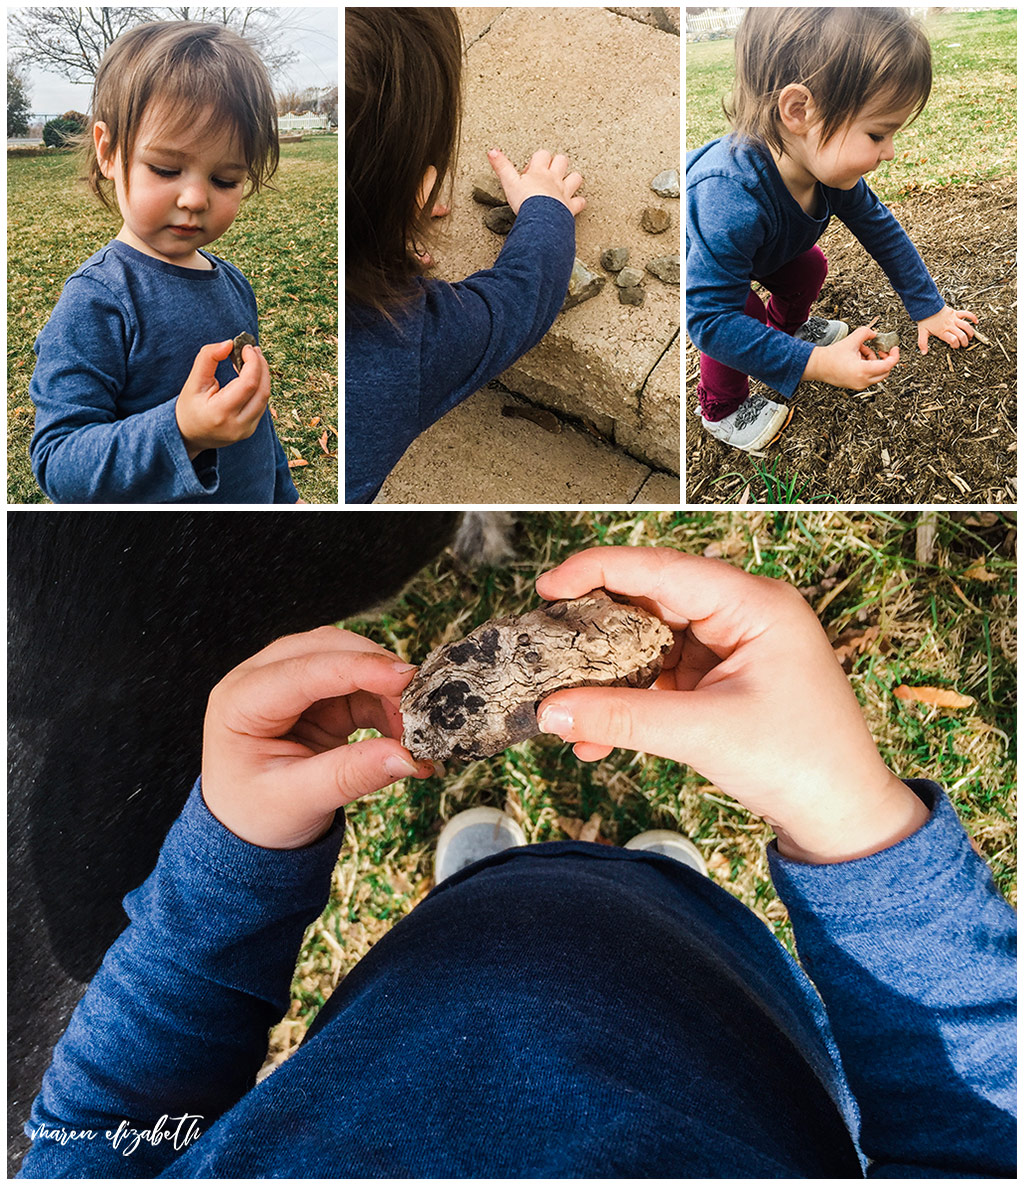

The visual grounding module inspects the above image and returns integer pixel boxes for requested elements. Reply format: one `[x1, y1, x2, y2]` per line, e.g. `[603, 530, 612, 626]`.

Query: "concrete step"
[375, 385, 680, 505]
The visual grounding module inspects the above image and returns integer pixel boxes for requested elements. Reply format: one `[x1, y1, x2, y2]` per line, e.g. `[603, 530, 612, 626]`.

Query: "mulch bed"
[686, 177, 1016, 504]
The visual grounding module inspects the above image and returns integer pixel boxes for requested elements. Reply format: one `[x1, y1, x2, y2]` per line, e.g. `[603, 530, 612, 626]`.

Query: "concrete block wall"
[432, 7, 681, 475]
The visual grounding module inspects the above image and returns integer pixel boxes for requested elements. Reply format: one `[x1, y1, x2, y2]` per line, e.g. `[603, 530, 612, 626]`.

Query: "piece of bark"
[232, 332, 256, 373]
[401, 590, 674, 762]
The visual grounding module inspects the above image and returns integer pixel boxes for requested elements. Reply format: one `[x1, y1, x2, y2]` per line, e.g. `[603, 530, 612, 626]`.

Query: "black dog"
[7, 509, 509, 1172]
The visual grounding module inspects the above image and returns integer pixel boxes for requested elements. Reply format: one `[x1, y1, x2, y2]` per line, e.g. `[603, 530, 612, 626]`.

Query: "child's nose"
[880, 138, 896, 162]
[177, 181, 209, 211]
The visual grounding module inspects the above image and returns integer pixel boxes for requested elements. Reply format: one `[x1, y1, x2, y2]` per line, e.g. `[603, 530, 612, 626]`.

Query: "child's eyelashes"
[145, 163, 240, 188]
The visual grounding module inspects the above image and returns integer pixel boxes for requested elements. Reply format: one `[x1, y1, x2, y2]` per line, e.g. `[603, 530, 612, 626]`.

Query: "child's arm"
[835, 183, 979, 355]
[535, 547, 1016, 1176]
[20, 629, 430, 1177]
[416, 150, 584, 426]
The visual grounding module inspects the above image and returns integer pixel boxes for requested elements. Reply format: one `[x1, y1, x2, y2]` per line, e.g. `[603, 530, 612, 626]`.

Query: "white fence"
[685, 7, 744, 40]
[278, 111, 329, 132]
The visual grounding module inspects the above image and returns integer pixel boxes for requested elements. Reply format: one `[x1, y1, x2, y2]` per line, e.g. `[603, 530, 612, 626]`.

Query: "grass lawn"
[686, 9, 1017, 200]
[6, 135, 338, 504]
[265, 509, 1017, 1067]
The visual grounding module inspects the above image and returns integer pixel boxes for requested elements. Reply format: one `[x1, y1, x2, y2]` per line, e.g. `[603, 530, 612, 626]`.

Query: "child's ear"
[777, 84, 815, 136]
[93, 121, 116, 178]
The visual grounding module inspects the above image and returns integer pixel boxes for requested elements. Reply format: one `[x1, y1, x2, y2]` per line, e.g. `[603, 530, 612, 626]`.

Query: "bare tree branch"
[8, 5, 300, 87]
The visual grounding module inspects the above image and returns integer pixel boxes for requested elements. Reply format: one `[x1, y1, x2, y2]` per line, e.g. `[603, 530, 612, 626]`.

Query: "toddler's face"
[803, 97, 916, 190]
[96, 101, 248, 267]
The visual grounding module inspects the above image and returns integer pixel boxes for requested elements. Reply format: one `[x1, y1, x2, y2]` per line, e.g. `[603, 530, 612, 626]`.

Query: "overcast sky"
[10, 5, 338, 117]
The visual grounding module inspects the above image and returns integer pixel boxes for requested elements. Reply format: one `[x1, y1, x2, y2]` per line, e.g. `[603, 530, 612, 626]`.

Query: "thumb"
[849, 325, 879, 349]
[537, 685, 724, 768]
[917, 325, 930, 354]
[300, 735, 429, 809]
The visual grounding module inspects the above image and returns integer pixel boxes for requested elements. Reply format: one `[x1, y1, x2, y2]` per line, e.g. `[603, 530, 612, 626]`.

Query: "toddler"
[29, 21, 300, 503]
[345, 8, 586, 503]
[686, 7, 978, 453]
[20, 548, 1014, 1176]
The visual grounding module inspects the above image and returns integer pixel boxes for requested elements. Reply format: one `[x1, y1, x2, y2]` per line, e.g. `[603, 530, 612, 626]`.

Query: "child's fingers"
[537, 684, 732, 773]
[297, 735, 433, 810]
[526, 148, 553, 173]
[549, 152, 570, 178]
[187, 339, 234, 391]
[917, 325, 931, 354]
[216, 648, 417, 738]
[571, 740, 615, 762]
[487, 147, 520, 188]
[536, 546, 777, 637]
[562, 170, 584, 196]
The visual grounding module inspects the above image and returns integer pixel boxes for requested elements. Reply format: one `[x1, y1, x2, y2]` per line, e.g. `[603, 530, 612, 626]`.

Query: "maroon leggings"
[698, 246, 828, 422]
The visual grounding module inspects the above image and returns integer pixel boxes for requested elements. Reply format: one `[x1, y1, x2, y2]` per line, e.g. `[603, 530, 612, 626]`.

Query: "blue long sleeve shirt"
[20, 778, 1016, 1177]
[29, 240, 298, 504]
[686, 136, 946, 397]
[344, 195, 576, 503]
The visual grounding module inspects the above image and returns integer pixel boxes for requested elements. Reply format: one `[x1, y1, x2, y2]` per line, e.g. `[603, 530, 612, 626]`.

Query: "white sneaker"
[700, 393, 793, 453]
[625, 830, 708, 877]
[793, 316, 849, 346]
[434, 807, 527, 884]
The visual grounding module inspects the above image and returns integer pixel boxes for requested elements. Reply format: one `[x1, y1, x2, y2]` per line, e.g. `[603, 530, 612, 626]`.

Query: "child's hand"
[487, 148, 586, 218]
[802, 327, 900, 390]
[175, 339, 272, 460]
[916, 305, 978, 354]
[201, 627, 432, 850]
[534, 547, 929, 864]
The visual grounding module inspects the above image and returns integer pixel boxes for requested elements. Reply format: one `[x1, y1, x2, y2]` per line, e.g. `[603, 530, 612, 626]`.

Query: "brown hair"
[346, 7, 463, 312]
[725, 7, 932, 154]
[86, 21, 279, 210]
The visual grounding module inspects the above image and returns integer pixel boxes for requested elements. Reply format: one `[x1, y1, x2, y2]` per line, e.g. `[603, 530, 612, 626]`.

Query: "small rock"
[231, 332, 256, 373]
[618, 286, 645, 306]
[600, 246, 630, 272]
[562, 258, 606, 310]
[641, 206, 671, 234]
[646, 254, 680, 284]
[471, 173, 506, 207]
[483, 204, 516, 234]
[650, 168, 680, 198]
[615, 266, 645, 288]
[872, 330, 899, 352]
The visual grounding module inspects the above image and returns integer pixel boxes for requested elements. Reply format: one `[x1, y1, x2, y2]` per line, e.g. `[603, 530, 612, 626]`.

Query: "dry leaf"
[555, 816, 584, 840]
[832, 625, 880, 668]
[893, 684, 975, 709]
[578, 812, 603, 843]
[962, 559, 1000, 582]
[287, 458, 310, 469]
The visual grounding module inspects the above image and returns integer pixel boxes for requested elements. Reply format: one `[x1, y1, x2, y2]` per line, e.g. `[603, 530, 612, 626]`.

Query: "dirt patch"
[686, 178, 1016, 504]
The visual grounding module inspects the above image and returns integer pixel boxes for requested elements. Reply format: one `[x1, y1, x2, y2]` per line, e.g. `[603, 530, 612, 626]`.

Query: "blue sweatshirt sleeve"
[29, 278, 220, 503]
[831, 183, 945, 322]
[685, 173, 815, 398]
[768, 780, 1016, 1178]
[417, 194, 576, 426]
[19, 781, 342, 1179]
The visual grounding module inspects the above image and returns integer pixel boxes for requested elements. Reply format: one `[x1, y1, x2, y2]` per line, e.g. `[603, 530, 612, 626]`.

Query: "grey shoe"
[700, 393, 793, 453]
[625, 830, 709, 877]
[793, 316, 849, 346]
[434, 807, 527, 884]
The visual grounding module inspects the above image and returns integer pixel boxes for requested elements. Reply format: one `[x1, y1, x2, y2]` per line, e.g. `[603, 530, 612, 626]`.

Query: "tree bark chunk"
[401, 590, 674, 762]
